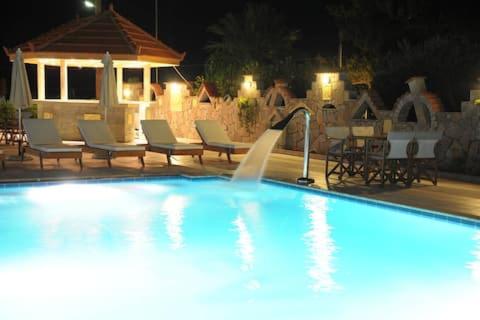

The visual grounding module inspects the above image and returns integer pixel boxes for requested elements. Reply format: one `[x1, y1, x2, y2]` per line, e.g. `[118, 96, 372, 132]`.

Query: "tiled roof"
[5, 7, 184, 65]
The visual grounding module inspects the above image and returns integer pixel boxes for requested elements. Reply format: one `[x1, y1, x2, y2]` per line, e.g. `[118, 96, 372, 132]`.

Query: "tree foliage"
[328, 0, 480, 110]
[205, 3, 299, 96]
[374, 36, 480, 110]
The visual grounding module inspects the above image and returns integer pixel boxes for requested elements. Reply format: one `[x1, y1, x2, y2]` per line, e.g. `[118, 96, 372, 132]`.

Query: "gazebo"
[4, 5, 184, 142]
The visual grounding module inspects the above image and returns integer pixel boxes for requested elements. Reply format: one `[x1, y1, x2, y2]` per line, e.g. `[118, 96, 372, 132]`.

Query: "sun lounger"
[77, 120, 145, 168]
[194, 120, 250, 163]
[141, 120, 203, 165]
[22, 119, 83, 169]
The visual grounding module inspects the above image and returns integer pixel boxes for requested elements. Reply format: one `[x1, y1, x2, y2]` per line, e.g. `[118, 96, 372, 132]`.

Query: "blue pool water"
[0, 178, 479, 320]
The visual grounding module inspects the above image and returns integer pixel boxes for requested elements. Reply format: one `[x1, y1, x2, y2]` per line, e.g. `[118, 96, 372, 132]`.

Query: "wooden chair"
[412, 131, 443, 185]
[325, 126, 351, 185]
[141, 120, 203, 165]
[77, 120, 145, 168]
[364, 131, 415, 186]
[22, 119, 83, 170]
[195, 120, 250, 163]
[350, 126, 375, 176]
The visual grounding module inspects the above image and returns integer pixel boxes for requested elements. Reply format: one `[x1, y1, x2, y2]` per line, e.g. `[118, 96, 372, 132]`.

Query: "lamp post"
[84, 0, 101, 14]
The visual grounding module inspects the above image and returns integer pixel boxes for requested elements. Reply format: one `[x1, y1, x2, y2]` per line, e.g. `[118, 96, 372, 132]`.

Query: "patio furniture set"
[0, 119, 251, 170]
[325, 125, 443, 187]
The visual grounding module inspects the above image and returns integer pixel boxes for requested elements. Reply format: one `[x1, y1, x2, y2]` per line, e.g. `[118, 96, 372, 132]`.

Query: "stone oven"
[392, 77, 443, 130]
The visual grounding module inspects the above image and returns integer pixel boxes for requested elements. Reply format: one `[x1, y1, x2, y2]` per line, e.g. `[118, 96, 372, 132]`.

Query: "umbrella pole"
[104, 107, 107, 123]
[17, 109, 22, 156]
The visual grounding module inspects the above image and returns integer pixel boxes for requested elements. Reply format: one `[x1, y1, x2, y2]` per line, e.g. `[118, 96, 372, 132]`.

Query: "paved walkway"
[1, 145, 479, 220]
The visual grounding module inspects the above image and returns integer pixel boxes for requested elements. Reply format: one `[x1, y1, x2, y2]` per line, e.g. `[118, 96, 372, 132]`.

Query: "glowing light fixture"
[84, 0, 95, 8]
[123, 88, 132, 99]
[321, 73, 331, 86]
[170, 82, 181, 95]
[242, 75, 254, 90]
[166, 82, 186, 112]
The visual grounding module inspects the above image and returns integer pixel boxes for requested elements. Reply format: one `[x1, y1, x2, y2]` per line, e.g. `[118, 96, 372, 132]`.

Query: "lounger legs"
[78, 157, 83, 170]
[166, 154, 172, 166]
[198, 155, 203, 165]
[227, 152, 232, 163]
[107, 152, 112, 168]
[39, 154, 44, 170]
[139, 156, 145, 167]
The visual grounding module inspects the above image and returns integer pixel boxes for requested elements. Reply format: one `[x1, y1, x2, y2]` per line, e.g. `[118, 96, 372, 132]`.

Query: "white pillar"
[60, 60, 68, 100]
[37, 63, 45, 100]
[116, 66, 123, 101]
[143, 66, 151, 102]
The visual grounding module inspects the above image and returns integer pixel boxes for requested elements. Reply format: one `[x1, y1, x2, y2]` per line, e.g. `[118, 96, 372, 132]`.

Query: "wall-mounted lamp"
[123, 88, 132, 99]
[242, 75, 254, 90]
[321, 73, 331, 86]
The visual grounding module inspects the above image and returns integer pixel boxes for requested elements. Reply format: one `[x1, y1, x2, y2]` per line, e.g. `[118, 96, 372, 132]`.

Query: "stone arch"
[351, 91, 382, 121]
[264, 80, 295, 108]
[392, 92, 442, 129]
[197, 82, 218, 106]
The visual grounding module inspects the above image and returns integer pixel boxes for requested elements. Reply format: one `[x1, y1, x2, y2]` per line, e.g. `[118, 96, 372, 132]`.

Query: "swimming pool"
[0, 177, 478, 320]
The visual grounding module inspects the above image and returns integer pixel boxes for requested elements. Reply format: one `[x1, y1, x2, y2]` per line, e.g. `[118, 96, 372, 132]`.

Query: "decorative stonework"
[351, 90, 383, 120]
[264, 80, 295, 108]
[392, 78, 443, 130]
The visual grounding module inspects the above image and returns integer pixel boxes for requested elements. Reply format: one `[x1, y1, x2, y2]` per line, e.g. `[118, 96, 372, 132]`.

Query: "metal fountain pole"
[271, 106, 315, 185]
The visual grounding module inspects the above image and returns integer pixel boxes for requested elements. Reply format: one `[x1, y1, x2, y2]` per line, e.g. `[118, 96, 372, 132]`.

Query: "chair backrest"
[325, 126, 350, 140]
[77, 120, 116, 145]
[386, 131, 415, 159]
[195, 120, 232, 144]
[23, 119, 62, 145]
[414, 130, 443, 159]
[351, 126, 375, 148]
[141, 120, 177, 145]
[351, 126, 375, 137]
[382, 119, 392, 135]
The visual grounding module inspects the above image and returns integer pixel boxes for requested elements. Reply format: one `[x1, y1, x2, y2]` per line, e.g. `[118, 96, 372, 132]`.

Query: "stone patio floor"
[1, 144, 479, 220]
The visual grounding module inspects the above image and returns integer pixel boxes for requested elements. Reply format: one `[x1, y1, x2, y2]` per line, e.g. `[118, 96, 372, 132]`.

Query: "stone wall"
[36, 73, 480, 176]
[36, 100, 139, 142]
[151, 75, 480, 175]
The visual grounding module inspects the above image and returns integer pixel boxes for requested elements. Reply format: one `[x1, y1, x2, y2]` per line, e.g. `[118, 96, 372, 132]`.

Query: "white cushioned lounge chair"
[141, 120, 203, 165]
[22, 119, 83, 169]
[194, 120, 251, 163]
[77, 120, 145, 168]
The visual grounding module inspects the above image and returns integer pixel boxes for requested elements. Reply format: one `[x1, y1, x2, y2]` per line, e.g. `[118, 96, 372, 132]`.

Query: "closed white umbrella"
[9, 48, 32, 156]
[100, 52, 118, 122]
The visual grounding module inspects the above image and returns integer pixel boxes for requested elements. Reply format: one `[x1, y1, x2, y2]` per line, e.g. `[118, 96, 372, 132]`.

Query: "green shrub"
[237, 97, 259, 133]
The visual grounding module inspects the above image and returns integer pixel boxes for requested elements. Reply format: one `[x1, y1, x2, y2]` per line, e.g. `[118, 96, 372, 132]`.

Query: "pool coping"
[0, 173, 479, 228]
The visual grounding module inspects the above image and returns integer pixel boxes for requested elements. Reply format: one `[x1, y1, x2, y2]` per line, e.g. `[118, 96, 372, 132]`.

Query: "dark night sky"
[0, 0, 338, 83]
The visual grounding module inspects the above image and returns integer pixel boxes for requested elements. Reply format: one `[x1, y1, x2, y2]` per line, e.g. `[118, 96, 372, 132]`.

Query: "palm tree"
[205, 3, 299, 96]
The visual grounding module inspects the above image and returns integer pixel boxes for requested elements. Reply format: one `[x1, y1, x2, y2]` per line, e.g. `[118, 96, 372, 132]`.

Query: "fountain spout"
[272, 106, 315, 185]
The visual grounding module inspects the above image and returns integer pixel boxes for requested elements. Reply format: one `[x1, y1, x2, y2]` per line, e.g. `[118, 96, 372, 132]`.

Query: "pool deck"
[1, 144, 479, 220]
